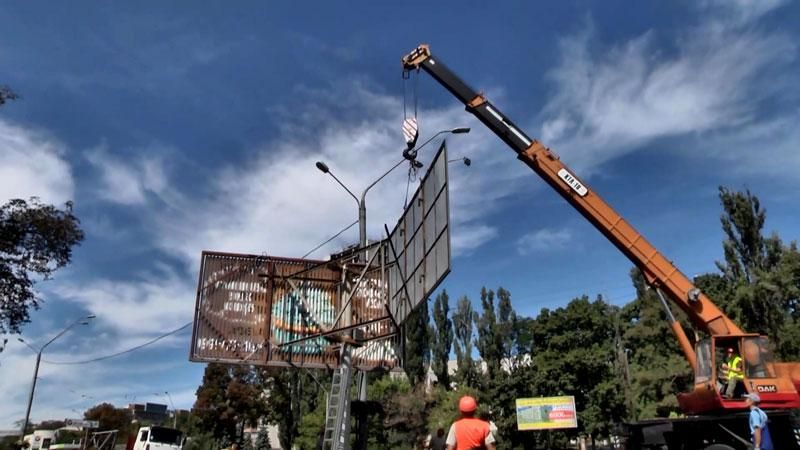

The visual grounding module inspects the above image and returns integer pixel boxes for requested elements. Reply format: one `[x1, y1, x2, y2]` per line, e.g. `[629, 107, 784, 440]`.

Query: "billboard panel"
[191, 251, 398, 369]
[515, 396, 578, 431]
[386, 141, 451, 325]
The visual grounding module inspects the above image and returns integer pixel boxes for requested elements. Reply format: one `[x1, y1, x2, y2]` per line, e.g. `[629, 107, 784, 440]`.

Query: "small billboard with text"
[515, 396, 577, 430]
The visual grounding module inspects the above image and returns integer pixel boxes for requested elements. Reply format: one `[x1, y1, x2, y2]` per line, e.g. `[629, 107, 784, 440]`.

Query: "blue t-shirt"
[748, 407, 773, 450]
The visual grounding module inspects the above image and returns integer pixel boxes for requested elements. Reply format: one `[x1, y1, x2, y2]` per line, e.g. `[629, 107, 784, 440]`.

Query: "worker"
[429, 427, 446, 450]
[744, 393, 773, 450]
[721, 347, 744, 398]
[445, 396, 497, 450]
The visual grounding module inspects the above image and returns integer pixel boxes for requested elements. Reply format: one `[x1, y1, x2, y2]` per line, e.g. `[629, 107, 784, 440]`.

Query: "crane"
[402, 44, 800, 448]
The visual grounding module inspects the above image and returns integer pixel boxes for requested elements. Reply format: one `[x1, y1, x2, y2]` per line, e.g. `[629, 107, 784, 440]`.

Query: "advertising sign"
[64, 419, 99, 429]
[191, 251, 398, 369]
[515, 396, 577, 430]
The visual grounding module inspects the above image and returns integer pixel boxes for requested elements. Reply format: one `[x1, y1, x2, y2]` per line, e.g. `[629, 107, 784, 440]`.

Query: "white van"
[132, 427, 184, 450]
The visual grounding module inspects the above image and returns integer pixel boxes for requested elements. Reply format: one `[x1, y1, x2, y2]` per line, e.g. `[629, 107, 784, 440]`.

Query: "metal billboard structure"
[190, 251, 397, 370]
[386, 141, 452, 325]
[190, 142, 452, 370]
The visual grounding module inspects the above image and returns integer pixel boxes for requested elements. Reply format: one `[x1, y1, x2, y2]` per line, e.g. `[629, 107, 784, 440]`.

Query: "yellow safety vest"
[727, 355, 744, 380]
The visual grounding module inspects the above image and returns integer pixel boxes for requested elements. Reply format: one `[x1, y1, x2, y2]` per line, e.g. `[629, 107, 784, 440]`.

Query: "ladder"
[323, 344, 354, 450]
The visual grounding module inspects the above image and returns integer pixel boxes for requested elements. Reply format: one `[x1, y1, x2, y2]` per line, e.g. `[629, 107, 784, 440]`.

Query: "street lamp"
[448, 157, 472, 167]
[316, 127, 470, 252]
[402, 127, 470, 163]
[315, 127, 470, 420]
[18, 314, 95, 439]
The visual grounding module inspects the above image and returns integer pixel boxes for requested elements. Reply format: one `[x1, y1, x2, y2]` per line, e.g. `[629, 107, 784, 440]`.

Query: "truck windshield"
[149, 427, 183, 445]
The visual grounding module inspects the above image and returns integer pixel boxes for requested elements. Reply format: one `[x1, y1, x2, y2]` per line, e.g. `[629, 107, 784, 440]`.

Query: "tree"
[452, 296, 477, 387]
[262, 368, 325, 450]
[699, 187, 800, 355]
[430, 290, 454, 388]
[474, 287, 518, 380]
[0, 86, 18, 106]
[474, 288, 498, 378]
[621, 269, 692, 419]
[84, 403, 132, 433]
[1, 198, 84, 333]
[193, 363, 236, 443]
[403, 297, 431, 385]
[254, 428, 271, 450]
[528, 296, 626, 445]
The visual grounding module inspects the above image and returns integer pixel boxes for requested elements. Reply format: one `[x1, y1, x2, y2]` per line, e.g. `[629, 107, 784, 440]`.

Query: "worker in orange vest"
[445, 396, 497, 450]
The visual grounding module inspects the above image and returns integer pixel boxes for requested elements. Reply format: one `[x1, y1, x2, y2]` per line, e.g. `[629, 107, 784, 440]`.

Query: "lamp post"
[18, 314, 95, 440]
[315, 128, 469, 450]
[316, 127, 470, 253]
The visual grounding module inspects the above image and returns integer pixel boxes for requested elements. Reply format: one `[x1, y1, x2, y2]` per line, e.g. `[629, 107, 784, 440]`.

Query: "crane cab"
[678, 334, 800, 413]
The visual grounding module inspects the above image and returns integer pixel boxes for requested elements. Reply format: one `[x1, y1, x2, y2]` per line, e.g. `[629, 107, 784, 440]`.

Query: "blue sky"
[1, 0, 799, 428]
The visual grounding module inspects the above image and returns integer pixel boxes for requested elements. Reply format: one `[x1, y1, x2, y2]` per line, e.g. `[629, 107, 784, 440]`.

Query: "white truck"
[131, 427, 184, 450]
[23, 430, 56, 450]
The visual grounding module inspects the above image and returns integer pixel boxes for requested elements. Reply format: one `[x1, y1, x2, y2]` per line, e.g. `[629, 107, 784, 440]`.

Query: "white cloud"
[701, 0, 788, 24]
[85, 147, 170, 206]
[517, 228, 572, 255]
[53, 266, 193, 337]
[540, 15, 794, 174]
[154, 86, 528, 267]
[0, 120, 74, 205]
[698, 111, 800, 177]
[0, 340, 198, 429]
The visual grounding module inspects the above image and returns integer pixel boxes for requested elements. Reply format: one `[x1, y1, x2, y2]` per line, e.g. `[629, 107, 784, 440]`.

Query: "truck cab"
[132, 426, 184, 450]
[23, 430, 56, 450]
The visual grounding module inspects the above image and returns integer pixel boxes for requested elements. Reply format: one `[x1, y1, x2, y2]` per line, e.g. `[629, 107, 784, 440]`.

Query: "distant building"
[128, 403, 169, 423]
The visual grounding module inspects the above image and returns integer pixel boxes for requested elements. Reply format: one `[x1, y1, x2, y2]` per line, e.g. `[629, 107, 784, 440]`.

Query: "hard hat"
[727, 347, 734, 353]
[459, 395, 478, 413]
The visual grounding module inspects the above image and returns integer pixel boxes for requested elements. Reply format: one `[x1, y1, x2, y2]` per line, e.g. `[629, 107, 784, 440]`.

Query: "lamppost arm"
[410, 127, 470, 157]
[360, 158, 407, 204]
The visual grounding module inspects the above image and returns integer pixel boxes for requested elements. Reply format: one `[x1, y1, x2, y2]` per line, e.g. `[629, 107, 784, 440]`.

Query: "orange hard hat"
[459, 395, 478, 413]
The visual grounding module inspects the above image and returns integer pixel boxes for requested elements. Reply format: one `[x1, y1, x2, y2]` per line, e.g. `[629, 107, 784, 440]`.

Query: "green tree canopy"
[430, 290, 454, 388]
[452, 295, 477, 387]
[0, 198, 84, 333]
[84, 403, 132, 432]
[403, 297, 430, 385]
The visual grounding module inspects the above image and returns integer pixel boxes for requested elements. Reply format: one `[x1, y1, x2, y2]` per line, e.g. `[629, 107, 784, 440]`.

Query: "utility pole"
[18, 315, 95, 441]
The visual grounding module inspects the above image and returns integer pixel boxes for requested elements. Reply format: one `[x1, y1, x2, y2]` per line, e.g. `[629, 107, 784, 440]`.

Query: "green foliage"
[190, 186, 799, 450]
[430, 290, 454, 388]
[376, 377, 433, 448]
[262, 367, 325, 449]
[0, 198, 84, 333]
[0, 436, 21, 450]
[403, 297, 430, 385]
[452, 296, 478, 387]
[0, 86, 18, 105]
[621, 270, 692, 419]
[84, 403, 133, 440]
[254, 428, 271, 450]
[474, 287, 517, 380]
[193, 364, 269, 446]
[294, 392, 325, 450]
[527, 296, 626, 440]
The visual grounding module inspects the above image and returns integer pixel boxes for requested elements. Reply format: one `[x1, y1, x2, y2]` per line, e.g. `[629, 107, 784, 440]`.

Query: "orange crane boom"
[402, 44, 800, 419]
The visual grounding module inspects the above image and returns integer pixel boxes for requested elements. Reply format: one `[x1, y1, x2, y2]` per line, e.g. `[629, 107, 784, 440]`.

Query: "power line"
[302, 219, 359, 259]
[42, 322, 192, 365]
